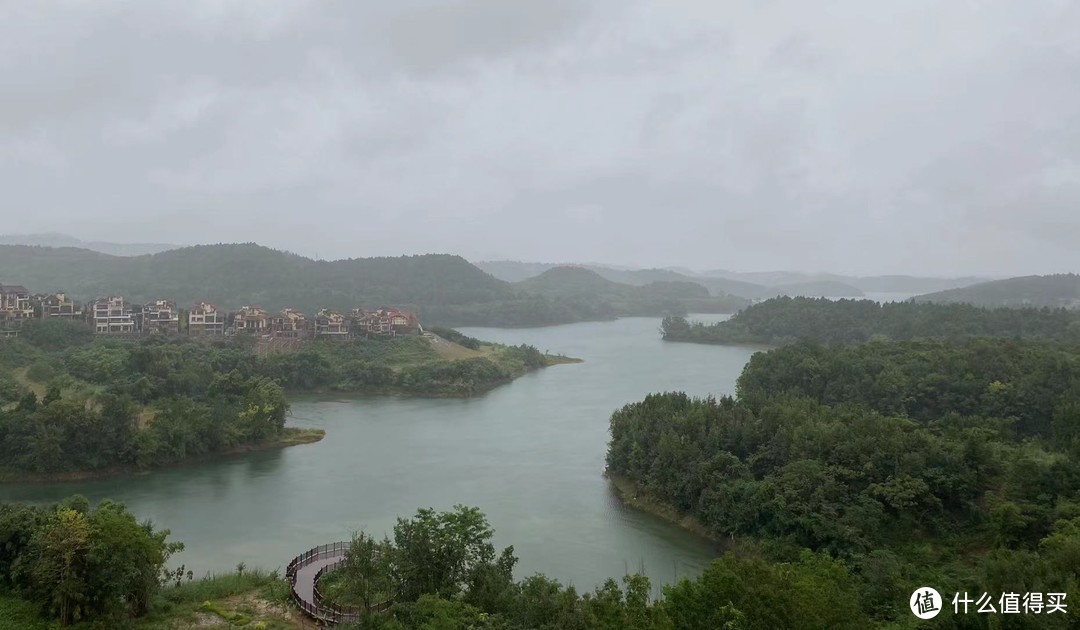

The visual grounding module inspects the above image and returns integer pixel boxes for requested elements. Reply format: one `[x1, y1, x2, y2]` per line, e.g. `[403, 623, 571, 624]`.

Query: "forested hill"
[481, 261, 989, 297]
[477, 260, 808, 299]
[661, 296, 1080, 345]
[513, 266, 749, 316]
[915, 273, 1080, 309]
[0, 244, 513, 313]
[0, 245, 749, 327]
[607, 338, 1080, 627]
[516, 266, 625, 296]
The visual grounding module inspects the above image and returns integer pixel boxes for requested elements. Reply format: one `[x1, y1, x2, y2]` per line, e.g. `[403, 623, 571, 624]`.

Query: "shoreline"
[447, 312, 740, 330]
[605, 470, 723, 544]
[661, 337, 776, 351]
[285, 354, 582, 399]
[0, 427, 325, 484]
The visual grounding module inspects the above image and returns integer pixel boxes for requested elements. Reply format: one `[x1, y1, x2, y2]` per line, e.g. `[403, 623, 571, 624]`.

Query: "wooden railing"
[286, 542, 392, 625]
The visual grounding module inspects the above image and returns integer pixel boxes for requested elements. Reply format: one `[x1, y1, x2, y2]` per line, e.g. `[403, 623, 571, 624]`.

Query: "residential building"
[357, 307, 420, 337]
[91, 296, 136, 334]
[272, 308, 308, 339]
[314, 309, 350, 339]
[386, 308, 420, 335]
[233, 306, 270, 334]
[189, 301, 225, 336]
[0, 285, 34, 325]
[39, 292, 83, 320]
[141, 299, 180, 335]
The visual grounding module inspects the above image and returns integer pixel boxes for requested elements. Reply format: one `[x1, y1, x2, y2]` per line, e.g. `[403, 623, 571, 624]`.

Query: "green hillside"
[0, 244, 514, 316]
[661, 296, 1080, 345]
[475, 259, 776, 299]
[513, 266, 746, 318]
[852, 274, 987, 293]
[0, 246, 748, 327]
[914, 273, 1080, 308]
[473, 260, 560, 283]
[517, 266, 629, 297]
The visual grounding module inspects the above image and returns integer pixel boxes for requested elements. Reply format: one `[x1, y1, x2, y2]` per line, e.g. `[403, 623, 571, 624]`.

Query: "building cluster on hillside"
[0, 284, 421, 340]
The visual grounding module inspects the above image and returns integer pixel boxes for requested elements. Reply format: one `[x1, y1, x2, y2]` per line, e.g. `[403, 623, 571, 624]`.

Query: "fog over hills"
[476, 260, 988, 299]
[914, 274, 1080, 309]
[0, 233, 179, 257]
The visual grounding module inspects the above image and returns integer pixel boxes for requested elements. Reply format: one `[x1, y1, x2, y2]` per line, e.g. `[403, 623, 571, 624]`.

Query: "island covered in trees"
[0, 320, 572, 479]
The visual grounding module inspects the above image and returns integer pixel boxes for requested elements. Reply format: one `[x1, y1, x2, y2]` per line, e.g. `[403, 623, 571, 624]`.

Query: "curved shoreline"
[605, 470, 723, 544]
[0, 427, 325, 484]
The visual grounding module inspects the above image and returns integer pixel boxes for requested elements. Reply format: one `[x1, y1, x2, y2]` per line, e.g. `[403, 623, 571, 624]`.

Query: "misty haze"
[1, 2, 1079, 629]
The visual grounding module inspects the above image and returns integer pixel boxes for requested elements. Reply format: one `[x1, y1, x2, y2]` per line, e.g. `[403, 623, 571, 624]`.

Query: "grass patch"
[12, 367, 46, 398]
[158, 570, 283, 605]
[273, 427, 325, 447]
[0, 593, 58, 630]
[200, 600, 252, 626]
[134, 569, 296, 629]
[543, 353, 583, 366]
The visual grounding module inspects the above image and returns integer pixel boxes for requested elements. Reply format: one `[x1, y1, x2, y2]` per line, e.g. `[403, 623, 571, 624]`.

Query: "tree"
[21, 507, 92, 625]
[390, 505, 507, 602]
[339, 532, 394, 612]
[7, 497, 180, 625]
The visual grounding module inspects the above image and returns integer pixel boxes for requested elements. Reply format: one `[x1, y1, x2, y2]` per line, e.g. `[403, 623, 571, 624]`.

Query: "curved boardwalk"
[286, 542, 391, 626]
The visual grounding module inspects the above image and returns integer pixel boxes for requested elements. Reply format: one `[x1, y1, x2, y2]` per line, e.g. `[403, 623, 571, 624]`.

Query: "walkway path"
[287, 542, 392, 625]
[292, 548, 346, 610]
[286, 542, 360, 625]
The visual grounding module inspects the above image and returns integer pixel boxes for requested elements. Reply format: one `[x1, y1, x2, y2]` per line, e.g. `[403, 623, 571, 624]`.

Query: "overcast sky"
[3, 1, 1079, 276]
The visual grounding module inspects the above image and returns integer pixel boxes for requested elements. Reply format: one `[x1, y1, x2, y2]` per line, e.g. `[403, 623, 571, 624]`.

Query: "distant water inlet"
[0, 316, 755, 593]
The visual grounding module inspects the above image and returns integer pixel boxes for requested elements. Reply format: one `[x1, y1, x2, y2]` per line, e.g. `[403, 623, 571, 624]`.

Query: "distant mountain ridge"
[513, 265, 747, 317]
[0, 245, 747, 327]
[697, 269, 989, 294]
[0, 243, 513, 317]
[475, 261, 979, 299]
[0, 233, 180, 257]
[914, 274, 1080, 309]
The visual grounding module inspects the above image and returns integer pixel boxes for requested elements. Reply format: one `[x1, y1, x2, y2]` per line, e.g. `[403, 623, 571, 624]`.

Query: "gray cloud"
[2, 0, 1079, 276]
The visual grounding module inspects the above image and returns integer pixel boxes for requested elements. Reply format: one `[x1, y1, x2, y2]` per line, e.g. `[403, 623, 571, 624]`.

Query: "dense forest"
[0, 245, 743, 328]
[0, 321, 297, 476]
[607, 338, 1080, 627]
[315, 506, 868, 629]
[0, 320, 558, 476]
[0, 497, 181, 626]
[914, 273, 1080, 309]
[661, 296, 1080, 345]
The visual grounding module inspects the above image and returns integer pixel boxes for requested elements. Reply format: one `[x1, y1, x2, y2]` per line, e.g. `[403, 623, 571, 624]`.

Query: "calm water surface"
[0, 316, 758, 592]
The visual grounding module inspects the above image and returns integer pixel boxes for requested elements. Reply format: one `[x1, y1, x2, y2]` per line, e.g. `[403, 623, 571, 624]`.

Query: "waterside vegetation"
[608, 337, 1080, 627]
[661, 296, 1080, 346]
[0, 320, 572, 478]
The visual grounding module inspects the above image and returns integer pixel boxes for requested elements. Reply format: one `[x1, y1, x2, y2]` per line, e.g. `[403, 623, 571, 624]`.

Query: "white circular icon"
[910, 587, 942, 619]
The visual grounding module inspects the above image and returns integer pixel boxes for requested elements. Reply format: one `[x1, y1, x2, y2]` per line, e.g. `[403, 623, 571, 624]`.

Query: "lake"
[0, 315, 758, 593]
